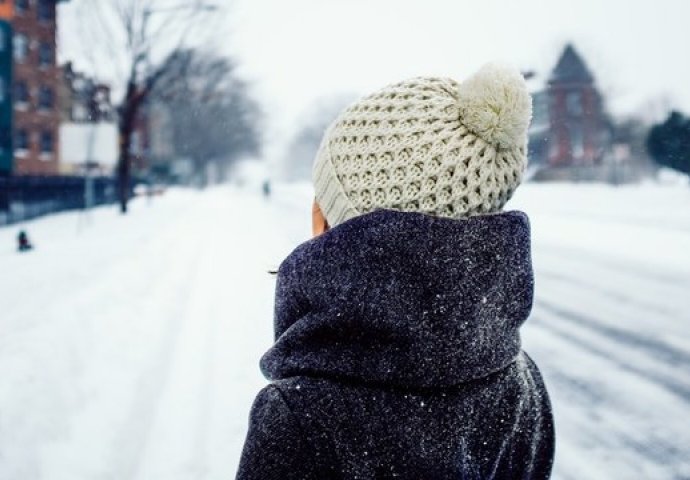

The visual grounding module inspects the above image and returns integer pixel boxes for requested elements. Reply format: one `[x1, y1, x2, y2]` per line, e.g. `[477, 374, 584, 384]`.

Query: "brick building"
[10, 0, 66, 175]
[529, 44, 612, 178]
[59, 61, 114, 124]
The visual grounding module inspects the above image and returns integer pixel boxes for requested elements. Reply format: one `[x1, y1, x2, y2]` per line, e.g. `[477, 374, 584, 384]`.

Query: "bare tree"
[154, 49, 262, 185]
[69, 0, 221, 213]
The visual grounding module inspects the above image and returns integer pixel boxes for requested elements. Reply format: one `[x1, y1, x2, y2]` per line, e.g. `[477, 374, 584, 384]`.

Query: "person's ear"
[312, 200, 329, 236]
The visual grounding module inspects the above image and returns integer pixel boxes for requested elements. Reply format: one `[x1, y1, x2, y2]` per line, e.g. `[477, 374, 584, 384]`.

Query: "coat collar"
[261, 209, 534, 389]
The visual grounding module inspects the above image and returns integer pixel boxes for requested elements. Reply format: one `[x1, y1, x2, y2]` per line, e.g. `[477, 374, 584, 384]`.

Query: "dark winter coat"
[236, 209, 555, 480]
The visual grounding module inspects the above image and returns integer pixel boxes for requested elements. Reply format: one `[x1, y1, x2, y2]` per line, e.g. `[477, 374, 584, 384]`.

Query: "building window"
[16, 129, 29, 150]
[566, 91, 583, 116]
[15, 81, 30, 104]
[39, 42, 53, 66]
[13, 33, 28, 63]
[15, 0, 29, 14]
[40, 130, 53, 153]
[38, 86, 53, 109]
[37, 0, 54, 21]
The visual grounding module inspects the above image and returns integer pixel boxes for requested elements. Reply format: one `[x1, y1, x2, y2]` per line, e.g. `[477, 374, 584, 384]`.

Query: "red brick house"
[529, 44, 612, 177]
[11, 0, 66, 175]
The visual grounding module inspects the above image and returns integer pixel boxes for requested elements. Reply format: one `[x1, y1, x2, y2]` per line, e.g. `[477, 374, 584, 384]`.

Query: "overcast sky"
[60, 0, 690, 159]
[222, 0, 690, 155]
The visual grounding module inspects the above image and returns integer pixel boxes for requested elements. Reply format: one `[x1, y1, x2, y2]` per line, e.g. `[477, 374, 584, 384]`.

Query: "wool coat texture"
[236, 209, 555, 480]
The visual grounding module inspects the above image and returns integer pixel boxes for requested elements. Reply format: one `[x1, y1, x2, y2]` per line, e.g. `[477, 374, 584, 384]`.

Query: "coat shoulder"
[236, 384, 321, 480]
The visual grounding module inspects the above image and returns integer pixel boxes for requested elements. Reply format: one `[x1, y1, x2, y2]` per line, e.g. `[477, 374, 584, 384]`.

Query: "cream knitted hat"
[313, 63, 532, 227]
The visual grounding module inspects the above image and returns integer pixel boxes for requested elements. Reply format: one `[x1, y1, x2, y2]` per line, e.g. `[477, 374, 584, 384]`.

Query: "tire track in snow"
[536, 300, 690, 372]
[531, 307, 690, 403]
[544, 368, 690, 475]
[537, 269, 679, 319]
[129, 189, 282, 479]
[530, 313, 690, 478]
[107, 212, 209, 480]
[524, 324, 690, 479]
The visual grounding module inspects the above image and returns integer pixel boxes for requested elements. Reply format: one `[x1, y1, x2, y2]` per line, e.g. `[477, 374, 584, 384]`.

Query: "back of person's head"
[312, 64, 532, 228]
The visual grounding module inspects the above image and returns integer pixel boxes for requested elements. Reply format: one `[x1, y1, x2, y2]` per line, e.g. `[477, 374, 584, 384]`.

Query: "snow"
[1, 181, 689, 479]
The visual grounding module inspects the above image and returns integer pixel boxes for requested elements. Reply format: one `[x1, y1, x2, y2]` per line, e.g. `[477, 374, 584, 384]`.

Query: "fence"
[0, 175, 117, 226]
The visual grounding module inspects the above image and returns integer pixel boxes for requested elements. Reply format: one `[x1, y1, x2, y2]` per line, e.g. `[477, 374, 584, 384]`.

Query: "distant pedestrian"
[262, 180, 271, 198]
[17, 230, 33, 252]
[237, 64, 554, 479]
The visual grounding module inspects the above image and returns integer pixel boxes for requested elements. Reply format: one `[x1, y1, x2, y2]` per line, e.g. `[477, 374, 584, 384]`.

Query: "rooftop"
[549, 44, 594, 85]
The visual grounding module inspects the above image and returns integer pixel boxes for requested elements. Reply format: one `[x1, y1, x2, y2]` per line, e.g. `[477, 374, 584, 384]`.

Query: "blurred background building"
[0, 0, 119, 225]
[59, 61, 114, 123]
[8, 0, 64, 175]
[528, 44, 656, 183]
[0, 15, 12, 176]
[58, 61, 118, 176]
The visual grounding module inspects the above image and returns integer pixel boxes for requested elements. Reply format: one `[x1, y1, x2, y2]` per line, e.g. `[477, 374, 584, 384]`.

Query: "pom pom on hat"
[456, 63, 532, 149]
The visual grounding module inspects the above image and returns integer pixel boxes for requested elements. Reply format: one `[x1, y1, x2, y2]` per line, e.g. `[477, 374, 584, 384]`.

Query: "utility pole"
[84, 123, 97, 211]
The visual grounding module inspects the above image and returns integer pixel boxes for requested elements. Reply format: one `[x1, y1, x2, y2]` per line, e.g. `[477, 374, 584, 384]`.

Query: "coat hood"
[260, 209, 534, 389]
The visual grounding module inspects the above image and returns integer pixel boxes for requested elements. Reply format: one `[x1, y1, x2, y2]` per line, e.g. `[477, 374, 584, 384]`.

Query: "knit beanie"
[312, 63, 532, 227]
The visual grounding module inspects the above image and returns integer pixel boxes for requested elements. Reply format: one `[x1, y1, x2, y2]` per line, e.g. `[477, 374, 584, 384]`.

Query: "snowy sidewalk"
[0, 188, 296, 480]
[1, 184, 689, 479]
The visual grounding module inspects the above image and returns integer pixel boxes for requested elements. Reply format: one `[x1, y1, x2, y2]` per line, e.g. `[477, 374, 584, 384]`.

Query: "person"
[236, 64, 555, 479]
[17, 230, 33, 252]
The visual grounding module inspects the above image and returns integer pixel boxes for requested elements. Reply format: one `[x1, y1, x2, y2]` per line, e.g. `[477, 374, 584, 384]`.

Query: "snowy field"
[1, 180, 689, 479]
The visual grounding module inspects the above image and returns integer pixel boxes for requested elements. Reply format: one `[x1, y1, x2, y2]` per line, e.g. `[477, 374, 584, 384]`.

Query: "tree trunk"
[116, 81, 142, 214]
[117, 128, 132, 213]
[194, 155, 207, 188]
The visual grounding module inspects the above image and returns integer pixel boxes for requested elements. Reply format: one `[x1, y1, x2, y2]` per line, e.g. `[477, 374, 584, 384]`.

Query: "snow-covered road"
[1, 183, 689, 479]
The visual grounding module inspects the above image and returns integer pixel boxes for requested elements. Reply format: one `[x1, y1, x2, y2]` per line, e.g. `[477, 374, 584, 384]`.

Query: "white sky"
[59, 0, 690, 159]
[222, 0, 690, 156]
